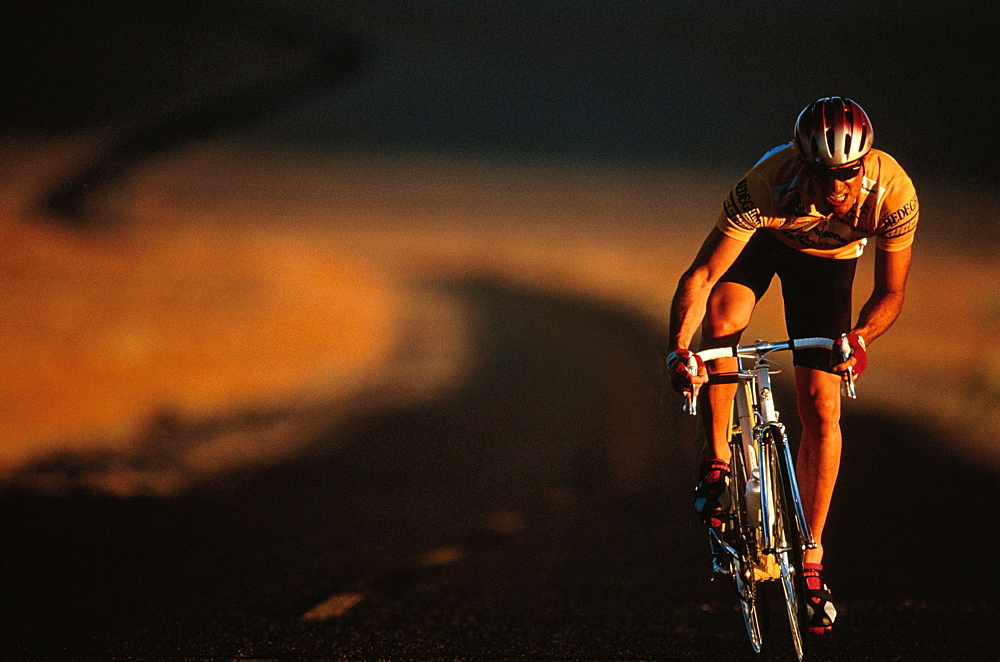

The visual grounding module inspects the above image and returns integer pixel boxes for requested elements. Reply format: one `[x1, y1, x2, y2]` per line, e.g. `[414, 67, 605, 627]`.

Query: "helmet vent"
[794, 96, 874, 167]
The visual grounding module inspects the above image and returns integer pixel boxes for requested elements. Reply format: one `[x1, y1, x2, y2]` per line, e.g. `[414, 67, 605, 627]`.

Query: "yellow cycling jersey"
[716, 144, 919, 259]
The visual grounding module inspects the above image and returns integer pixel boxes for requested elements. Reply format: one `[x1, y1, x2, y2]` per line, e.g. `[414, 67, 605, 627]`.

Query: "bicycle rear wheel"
[762, 425, 809, 660]
[727, 434, 765, 654]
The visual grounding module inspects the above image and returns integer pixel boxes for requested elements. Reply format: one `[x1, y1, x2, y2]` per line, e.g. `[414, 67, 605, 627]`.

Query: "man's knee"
[703, 317, 747, 340]
[799, 394, 841, 433]
[795, 369, 843, 431]
[705, 284, 755, 340]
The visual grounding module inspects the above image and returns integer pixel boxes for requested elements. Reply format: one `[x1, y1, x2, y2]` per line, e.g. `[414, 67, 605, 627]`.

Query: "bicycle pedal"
[708, 545, 731, 577]
[712, 558, 732, 577]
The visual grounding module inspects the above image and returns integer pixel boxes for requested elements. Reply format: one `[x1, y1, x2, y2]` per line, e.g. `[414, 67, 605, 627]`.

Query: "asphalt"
[1, 281, 996, 660]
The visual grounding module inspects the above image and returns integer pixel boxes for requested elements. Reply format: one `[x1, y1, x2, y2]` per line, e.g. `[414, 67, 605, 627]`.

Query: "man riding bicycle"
[666, 97, 918, 634]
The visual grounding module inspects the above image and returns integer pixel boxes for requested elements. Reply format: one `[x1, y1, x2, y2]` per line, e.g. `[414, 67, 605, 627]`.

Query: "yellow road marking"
[301, 592, 364, 622]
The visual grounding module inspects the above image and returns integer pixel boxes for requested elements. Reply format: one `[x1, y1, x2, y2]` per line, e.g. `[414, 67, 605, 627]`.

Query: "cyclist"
[666, 97, 918, 634]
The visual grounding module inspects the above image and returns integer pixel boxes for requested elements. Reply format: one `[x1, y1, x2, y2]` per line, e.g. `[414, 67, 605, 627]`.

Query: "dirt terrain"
[2, 138, 998, 495]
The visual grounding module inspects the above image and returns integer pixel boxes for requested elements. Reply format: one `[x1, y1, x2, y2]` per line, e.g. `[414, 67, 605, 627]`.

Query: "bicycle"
[680, 335, 856, 660]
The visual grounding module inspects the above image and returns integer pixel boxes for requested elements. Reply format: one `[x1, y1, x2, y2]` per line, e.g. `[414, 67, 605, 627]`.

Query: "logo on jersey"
[880, 195, 919, 238]
[724, 178, 761, 231]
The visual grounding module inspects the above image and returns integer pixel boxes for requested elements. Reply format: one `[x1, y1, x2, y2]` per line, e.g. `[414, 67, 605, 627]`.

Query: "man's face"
[803, 162, 864, 217]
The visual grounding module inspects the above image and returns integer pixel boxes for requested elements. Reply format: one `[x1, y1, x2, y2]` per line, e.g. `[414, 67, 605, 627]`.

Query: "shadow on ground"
[0, 277, 995, 659]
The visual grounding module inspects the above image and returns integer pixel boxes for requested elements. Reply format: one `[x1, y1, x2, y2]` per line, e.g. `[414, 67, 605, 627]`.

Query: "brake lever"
[684, 355, 700, 415]
[838, 334, 857, 399]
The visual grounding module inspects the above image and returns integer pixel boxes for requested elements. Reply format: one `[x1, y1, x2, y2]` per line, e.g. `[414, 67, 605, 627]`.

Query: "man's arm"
[832, 245, 911, 377]
[853, 245, 911, 344]
[668, 227, 749, 350]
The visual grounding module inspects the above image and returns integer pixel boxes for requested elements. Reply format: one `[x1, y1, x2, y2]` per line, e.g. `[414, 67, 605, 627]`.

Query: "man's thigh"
[778, 250, 858, 372]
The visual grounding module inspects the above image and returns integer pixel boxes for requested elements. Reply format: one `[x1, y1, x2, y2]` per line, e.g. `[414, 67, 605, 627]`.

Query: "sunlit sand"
[2, 138, 997, 493]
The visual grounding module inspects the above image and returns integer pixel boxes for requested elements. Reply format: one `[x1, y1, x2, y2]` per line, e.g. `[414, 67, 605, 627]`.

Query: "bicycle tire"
[727, 433, 765, 655]
[762, 424, 809, 661]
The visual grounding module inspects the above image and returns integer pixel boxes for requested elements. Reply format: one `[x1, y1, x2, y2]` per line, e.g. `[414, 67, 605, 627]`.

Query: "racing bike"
[681, 336, 856, 660]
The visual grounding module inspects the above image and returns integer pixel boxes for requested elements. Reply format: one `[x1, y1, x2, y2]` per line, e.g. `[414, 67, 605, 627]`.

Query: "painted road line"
[301, 592, 364, 622]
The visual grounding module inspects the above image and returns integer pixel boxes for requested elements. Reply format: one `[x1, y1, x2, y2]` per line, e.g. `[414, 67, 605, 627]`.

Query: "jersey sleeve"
[715, 174, 771, 243]
[874, 174, 919, 252]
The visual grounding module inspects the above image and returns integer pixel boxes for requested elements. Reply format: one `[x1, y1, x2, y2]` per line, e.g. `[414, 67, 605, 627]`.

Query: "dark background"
[3, 1, 998, 183]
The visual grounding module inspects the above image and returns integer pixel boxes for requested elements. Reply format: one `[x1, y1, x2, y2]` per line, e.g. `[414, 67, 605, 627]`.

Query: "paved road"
[2, 281, 997, 660]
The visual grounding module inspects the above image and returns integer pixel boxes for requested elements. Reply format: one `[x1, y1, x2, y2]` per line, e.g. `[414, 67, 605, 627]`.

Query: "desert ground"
[2, 137, 998, 494]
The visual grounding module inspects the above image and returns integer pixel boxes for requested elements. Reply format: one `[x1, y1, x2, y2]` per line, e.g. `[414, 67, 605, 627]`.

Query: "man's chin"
[811, 197, 853, 217]
[829, 201, 856, 216]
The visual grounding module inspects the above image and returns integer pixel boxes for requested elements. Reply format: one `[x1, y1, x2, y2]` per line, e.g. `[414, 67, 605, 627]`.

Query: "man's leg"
[690, 281, 756, 526]
[770, 237, 853, 633]
[793, 365, 844, 565]
[702, 281, 757, 459]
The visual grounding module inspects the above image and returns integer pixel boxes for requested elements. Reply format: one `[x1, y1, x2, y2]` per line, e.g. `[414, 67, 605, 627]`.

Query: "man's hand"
[666, 349, 709, 396]
[832, 332, 867, 379]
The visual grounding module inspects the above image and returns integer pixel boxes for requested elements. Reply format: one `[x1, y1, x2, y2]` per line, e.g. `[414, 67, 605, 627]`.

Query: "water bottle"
[746, 467, 762, 527]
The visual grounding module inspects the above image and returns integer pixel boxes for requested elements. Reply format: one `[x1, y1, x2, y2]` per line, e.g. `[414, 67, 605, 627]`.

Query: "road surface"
[2, 282, 996, 660]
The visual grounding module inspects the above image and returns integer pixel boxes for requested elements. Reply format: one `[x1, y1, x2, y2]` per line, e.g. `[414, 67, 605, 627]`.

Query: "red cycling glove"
[667, 349, 706, 395]
[841, 332, 868, 377]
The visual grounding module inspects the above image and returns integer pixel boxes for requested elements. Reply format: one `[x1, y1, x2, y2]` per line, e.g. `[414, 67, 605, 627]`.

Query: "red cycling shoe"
[803, 563, 837, 634]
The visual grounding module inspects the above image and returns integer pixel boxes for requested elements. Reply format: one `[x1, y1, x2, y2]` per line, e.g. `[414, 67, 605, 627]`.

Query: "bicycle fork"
[747, 363, 816, 557]
[758, 423, 816, 555]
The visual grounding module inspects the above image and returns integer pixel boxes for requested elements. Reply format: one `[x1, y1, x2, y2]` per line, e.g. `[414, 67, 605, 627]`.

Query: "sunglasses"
[806, 163, 862, 181]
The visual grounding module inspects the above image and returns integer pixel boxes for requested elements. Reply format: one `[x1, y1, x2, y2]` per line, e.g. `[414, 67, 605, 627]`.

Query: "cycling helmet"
[793, 97, 874, 167]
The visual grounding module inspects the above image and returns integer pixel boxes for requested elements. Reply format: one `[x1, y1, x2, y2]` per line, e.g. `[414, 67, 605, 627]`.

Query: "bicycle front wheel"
[762, 425, 809, 661]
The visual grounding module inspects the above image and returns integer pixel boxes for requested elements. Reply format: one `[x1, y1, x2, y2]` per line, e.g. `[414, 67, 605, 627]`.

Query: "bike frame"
[735, 346, 814, 556]
[686, 337, 853, 660]
[691, 336, 849, 554]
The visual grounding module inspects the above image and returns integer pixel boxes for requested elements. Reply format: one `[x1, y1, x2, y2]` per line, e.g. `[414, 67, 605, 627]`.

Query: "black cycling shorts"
[718, 231, 858, 372]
